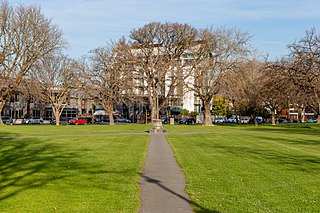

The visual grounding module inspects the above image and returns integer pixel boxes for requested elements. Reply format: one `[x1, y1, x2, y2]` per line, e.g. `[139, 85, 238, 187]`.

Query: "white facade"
[182, 75, 195, 112]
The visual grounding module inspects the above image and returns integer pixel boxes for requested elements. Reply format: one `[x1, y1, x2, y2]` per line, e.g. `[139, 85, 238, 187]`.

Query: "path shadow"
[141, 174, 220, 213]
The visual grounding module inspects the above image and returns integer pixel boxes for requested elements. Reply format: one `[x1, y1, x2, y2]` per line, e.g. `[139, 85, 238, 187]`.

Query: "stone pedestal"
[149, 119, 166, 133]
[170, 117, 175, 125]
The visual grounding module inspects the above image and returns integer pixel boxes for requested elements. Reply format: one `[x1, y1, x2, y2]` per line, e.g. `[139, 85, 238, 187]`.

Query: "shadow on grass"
[0, 132, 137, 202]
[249, 135, 320, 173]
[141, 174, 220, 213]
[243, 124, 320, 137]
[0, 131, 144, 199]
[211, 133, 320, 175]
[0, 132, 83, 201]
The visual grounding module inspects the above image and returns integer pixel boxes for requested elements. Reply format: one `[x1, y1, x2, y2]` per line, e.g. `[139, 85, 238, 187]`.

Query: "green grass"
[1, 124, 320, 212]
[0, 124, 152, 136]
[166, 124, 320, 213]
[0, 125, 149, 212]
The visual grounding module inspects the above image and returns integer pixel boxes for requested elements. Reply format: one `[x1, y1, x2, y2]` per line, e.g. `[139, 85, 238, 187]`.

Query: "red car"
[68, 117, 87, 125]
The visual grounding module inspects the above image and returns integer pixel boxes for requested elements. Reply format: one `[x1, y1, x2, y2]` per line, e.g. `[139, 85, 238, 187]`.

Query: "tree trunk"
[53, 108, 62, 126]
[149, 95, 157, 121]
[27, 98, 31, 118]
[203, 100, 213, 126]
[108, 110, 114, 125]
[301, 106, 305, 123]
[54, 112, 60, 126]
[0, 99, 5, 125]
[105, 103, 114, 125]
[271, 110, 276, 126]
[318, 103, 320, 124]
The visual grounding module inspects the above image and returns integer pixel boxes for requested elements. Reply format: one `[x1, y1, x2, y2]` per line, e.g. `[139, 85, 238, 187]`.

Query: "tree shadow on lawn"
[213, 135, 320, 174]
[0, 133, 80, 201]
[244, 125, 320, 137]
[0, 132, 136, 202]
[249, 135, 320, 172]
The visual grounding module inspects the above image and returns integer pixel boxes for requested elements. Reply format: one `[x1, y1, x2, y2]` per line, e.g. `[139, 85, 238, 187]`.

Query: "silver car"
[240, 117, 250, 124]
[24, 117, 44, 124]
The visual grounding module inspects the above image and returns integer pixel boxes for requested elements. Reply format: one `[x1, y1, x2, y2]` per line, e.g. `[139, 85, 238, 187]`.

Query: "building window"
[33, 109, 40, 117]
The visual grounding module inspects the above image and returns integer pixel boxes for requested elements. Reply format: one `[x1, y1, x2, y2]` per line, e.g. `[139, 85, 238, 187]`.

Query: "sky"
[12, 0, 320, 60]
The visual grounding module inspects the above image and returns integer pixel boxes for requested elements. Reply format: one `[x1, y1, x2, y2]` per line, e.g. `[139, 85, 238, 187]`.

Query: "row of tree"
[1, 1, 320, 126]
[223, 28, 320, 125]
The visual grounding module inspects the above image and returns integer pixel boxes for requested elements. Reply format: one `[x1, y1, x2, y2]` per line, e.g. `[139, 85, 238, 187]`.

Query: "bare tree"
[191, 27, 252, 126]
[128, 22, 198, 121]
[84, 40, 133, 125]
[258, 59, 292, 125]
[0, 1, 65, 124]
[222, 60, 264, 122]
[29, 54, 81, 126]
[286, 28, 320, 123]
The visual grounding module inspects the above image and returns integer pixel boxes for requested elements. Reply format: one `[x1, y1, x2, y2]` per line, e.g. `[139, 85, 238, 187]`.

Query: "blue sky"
[13, 0, 320, 60]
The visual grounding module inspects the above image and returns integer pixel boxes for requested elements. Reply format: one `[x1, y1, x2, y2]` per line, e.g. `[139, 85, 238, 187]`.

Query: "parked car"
[278, 117, 288, 124]
[240, 117, 250, 124]
[115, 117, 131, 123]
[179, 118, 195, 125]
[213, 117, 225, 124]
[24, 117, 44, 124]
[289, 119, 299, 123]
[50, 117, 70, 125]
[227, 116, 237, 123]
[1, 116, 13, 125]
[161, 116, 168, 124]
[84, 116, 98, 124]
[306, 118, 318, 123]
[96, 116, 110, 124]
[255, 116, 263, 124]
[68, 117, 87, 125]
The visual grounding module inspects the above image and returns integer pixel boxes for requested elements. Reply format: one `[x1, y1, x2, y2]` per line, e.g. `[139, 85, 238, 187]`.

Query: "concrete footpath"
[139, 133, 193, 213]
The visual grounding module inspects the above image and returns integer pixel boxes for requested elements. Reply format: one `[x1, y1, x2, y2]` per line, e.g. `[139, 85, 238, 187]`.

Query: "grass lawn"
[165, 124, 320, 213]
[1, 124, 320, 212]
[0, 125, 150, 212]
[0, 124, 152, 137]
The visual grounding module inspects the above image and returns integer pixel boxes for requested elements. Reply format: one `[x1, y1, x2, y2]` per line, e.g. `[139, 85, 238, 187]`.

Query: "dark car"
[161, 116, 168, 124]
[255, 116, 263, 124]
[289, 119, 299, 123]
[179, 118, 195, 125]
[51, 117, 70, 125]
[278, 118, 287, 124]
[84, 116, 98, 124]
[97, 116, 110, 124]
[1, 116, 13, 125]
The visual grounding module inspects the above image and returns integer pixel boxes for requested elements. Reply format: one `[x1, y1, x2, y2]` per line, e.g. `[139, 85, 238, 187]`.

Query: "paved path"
[139, 133, 193, 213]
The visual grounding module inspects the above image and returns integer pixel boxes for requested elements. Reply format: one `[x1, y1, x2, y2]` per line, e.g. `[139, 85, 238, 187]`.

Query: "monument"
[149, 119, 166, 133]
